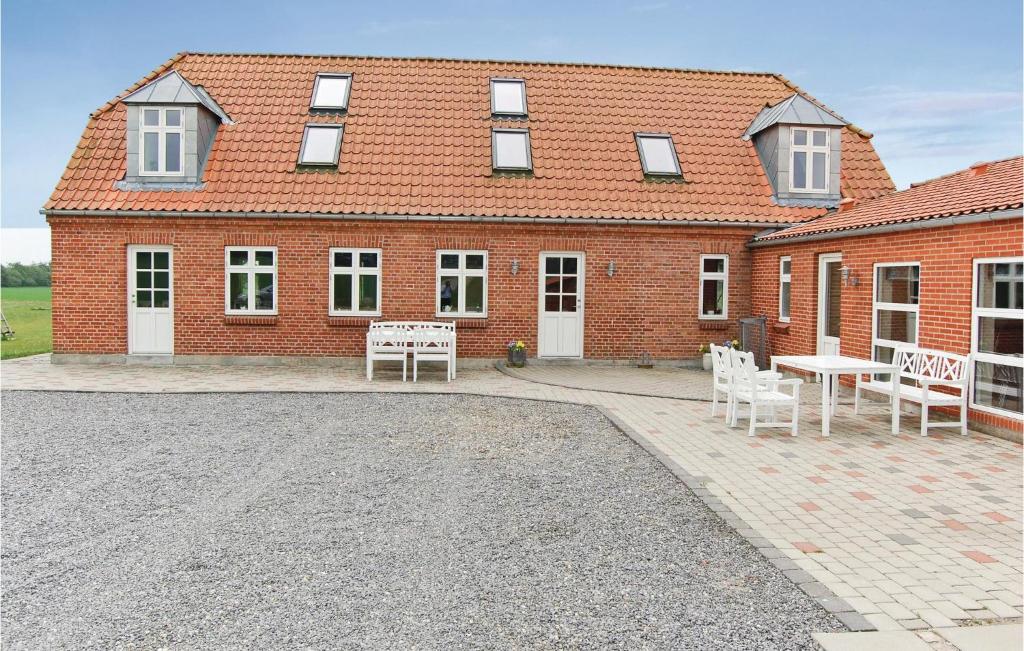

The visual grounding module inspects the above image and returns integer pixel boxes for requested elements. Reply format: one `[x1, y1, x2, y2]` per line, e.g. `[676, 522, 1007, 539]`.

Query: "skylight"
[492, 128, 532, 171]
[491, 79, 527, 116]
[635, 133, 682, 176]
[299, 124, 344, 166]
[311, 73, 352, 110]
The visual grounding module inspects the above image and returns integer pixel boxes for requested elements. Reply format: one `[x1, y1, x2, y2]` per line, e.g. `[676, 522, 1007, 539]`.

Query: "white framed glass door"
[128, 246, 173, 354]
[538, 252, 584, 358]
[817, 253, 842, 355]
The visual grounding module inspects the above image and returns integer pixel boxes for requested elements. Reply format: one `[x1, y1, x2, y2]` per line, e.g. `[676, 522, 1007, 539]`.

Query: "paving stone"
[900, 509, 929, 519]
[888, 533, 919, 546]
[935, 624, 1023, 651]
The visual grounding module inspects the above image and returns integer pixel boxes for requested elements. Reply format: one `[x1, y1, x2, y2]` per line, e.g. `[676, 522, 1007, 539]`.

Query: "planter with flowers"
[698, 339, 741, 370]
[507, 340, 527, 367]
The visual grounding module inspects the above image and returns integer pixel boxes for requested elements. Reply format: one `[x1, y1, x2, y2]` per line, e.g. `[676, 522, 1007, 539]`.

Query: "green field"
[1, 287, 52, 359]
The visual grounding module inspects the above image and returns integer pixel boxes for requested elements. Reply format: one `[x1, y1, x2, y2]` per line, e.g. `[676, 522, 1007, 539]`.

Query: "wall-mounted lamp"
[840, 266, 859, 287]
[511, 259, 520, 276]
[607, 261, 617, 277]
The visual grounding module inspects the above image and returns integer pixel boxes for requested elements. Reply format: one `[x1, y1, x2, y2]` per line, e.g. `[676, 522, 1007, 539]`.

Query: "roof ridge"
[771, 74, 873, 139]
[90, 51, 189, 118]
[907, 155, 1023, 189]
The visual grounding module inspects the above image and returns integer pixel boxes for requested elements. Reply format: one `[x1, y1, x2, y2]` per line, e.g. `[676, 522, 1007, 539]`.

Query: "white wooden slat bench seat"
[854, 346, 970, 436]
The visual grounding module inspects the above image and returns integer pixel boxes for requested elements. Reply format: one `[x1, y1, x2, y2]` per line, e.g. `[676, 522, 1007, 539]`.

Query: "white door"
[128, 246, 174, 354]
[817, 253, 842, 355]
[538, 253, 584, 358]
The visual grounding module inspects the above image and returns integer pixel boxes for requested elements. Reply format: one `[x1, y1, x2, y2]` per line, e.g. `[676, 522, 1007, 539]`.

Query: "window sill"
[698, 320, 730, 331]
[224, 315, 278, 326]
[773, 323, 791, 334]
[434, 317, 489, 329]
[327, 316, 377, 327]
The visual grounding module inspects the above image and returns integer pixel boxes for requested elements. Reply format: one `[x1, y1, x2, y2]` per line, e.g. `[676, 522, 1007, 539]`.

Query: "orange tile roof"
[756, 156, 1023, 241]
[46, 52, 895, 223]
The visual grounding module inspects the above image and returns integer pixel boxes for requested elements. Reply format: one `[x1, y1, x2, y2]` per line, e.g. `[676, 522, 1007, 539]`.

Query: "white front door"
[538, 252, 584, 358]
[817, 253, 842, 355]
[128, 246, 174, 354]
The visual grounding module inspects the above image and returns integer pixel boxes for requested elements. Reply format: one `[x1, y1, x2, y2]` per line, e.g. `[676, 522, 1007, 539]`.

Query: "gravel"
[2, 391, 841, 649]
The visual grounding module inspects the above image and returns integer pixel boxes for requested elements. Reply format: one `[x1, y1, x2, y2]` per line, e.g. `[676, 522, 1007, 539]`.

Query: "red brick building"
[749, 157, 1023, 433]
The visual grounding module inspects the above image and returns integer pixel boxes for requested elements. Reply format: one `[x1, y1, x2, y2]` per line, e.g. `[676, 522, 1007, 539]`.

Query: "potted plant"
[507, 340, 527, 367]
[698, 343, 712, 371]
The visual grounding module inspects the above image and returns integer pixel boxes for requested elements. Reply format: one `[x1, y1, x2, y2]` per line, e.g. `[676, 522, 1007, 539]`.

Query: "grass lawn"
[1, 287, 52, 359]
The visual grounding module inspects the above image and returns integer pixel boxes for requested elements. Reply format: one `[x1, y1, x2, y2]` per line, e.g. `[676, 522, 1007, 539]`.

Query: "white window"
[225, 247, 277, 314]
[491, 78, 527, 116]
[310, 73, 352, 110]
[299, 124, 344, 166]
[971, 258, 1023, 418]
[139, 107, 184, 175]
[872, 263, 920, 371]
[790, 128, 829, 192]
[437, 251, 488, 317]
[492, 129, 532, 171]
[779, 256, 792, 322]
[330, 248, 382, 316]
[635, 133, 682, 176]
[699, 255, 728, 319]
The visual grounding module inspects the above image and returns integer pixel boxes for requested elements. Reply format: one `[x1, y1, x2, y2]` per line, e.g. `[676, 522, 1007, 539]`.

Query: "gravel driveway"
[2, 391, 840, 649]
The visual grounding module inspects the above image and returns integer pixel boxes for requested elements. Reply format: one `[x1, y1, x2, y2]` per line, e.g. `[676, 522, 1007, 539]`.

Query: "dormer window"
[492, 128, 532, 171]
[790, 128, 829, 192]
[299, 124, 344, 166]
[635, 133, 682, 176]
[310, 73, 352, 111]
[491, 79, 527, 117]
[140, 108, 184, 175]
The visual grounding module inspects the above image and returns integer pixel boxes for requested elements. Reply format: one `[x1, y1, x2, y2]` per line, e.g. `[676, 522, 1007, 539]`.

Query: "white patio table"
[770, 355, 899, 437]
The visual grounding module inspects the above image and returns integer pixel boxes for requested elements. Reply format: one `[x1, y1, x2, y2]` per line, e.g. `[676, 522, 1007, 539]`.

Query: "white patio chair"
[366, 328, 408, 381]
[729, 349, 802, 437]
[710, 344, 784, 422]
[412, 328, 453, 382]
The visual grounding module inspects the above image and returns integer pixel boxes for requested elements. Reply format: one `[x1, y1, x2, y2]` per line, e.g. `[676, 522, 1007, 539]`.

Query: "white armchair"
[729, 349, 802, 436]
[366, 328, 408, 381]
[412, 328, 453, 382]
[710, 344, 784, 423]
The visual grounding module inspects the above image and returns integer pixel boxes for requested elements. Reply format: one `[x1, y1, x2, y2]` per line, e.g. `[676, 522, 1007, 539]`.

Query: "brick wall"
[49, 216, 760, 361]
[750, 218, 1024, 432]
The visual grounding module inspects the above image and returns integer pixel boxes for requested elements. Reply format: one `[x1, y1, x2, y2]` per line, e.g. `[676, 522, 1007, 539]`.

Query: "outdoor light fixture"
[511, 259, 520, 275]
[607, 261, 616, 277]
[840, 266, 860, 287]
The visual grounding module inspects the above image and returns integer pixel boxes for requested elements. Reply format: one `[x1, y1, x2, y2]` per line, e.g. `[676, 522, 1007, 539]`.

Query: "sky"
[1, 0, 1021, 245]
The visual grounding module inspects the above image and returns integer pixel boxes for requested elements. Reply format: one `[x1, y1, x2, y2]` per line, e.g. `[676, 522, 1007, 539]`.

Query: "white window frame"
[224, 246, 278, 315]
[310, 72, 353, 110]
[436, 250, 488, 318]
[778, 256, 792, 322]
[298, 124, 344, 166]
[139, 107, 185, 176]
[491, 128, 533, 171]
[970, 256, 1024, 419]
[698, 254, 729, 320]
[490, 78, 528, 117]
[329, 248, 382, 317]
[789, 128, 829, 193]
[871, 262, 920, 365]
[635, 133, 683, 176]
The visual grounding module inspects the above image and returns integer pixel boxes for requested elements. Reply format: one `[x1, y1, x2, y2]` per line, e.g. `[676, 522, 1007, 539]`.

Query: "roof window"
[311, 73, 352, 110]
[492, 128, 532, 171]
[635, 133, 682, 176]
[491, 79, 527, 117]
[299, 124, 344, 166]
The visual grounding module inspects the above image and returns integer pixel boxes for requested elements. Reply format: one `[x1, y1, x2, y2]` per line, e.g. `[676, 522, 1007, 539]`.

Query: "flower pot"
[508, 348, 527, 368]
[702, 353, 713, 371]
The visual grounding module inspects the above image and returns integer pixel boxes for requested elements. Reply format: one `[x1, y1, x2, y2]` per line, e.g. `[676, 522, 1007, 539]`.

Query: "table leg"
[831, 373, 839, 416]
[890, 369, 900, 434]
[821, 372, 831, 437]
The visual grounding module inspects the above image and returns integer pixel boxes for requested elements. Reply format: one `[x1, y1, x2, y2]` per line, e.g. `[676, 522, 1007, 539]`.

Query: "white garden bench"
[854, 347, 970, 436]
[366, 321, 456, 382]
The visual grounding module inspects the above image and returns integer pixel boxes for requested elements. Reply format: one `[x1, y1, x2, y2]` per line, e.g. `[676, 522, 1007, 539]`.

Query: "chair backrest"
[368, 328, 408, 349]
[370, 321, 455, 332]
[894, 347, 970, 387]
[729, 348, 759, 391]
[710, 344, 731, 385]
[412, 327, 452, 350]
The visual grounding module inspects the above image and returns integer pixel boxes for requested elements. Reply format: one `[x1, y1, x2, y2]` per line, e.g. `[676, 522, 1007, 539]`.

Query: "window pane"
[826, 262, 842, 337]
[254, 273, 274, 310]
[876, 265, 919, 304]
[781, 259, 791, 275]
[812, 130, 827, 147]
[464, 276, 484, 313]
[876, 309, 917, 344]
[300, 126, 341, 164]
[153, 271, 169, 290]
[638, 136, 678, 174]
[702, 257, 724, 274]
[977, 262, 1023, 309]
[229, 250, 248, 266]
[976, 317, 1023, 356]
[545, 276, 560, 294]
[136, 271, 151, 289]
[492, 80, 526, 114]
[440, 254, 459, 269]
[136, 251, 152, 269]
[154, 291, 170, 308]
[562, 257, 577, 274]
[313, 75, 350, 108]
[358, 275, 378, 311]
[973, 362, 1023, 414]
[359, 252, 378, 268]
[136, 290, 152, 308]
[333, 274, 353, 311]
[466, 254, 485, 270]
[439, 276, 459, 312]
[792, 151, 807, 189]
[545, 295, 560, 312]
[255, 250, 274, 267]
[780, 282, 791, 318]
[143, 109, 160, 126]
[143, 132, 159, 172]
[545, 257, 560, 274]
[164, 132, 181, 173]
[702, 279, 723, 316]
[561, 276, 577, 294]
[561, 295, 576, 312]
[153, 251, 169, 270]
[812, 152, 827, 190]
[164, 109, 181, 127]
[334, 251, 352, 268]
[493, 131, 530, 169]
[230, 273, 248, 310]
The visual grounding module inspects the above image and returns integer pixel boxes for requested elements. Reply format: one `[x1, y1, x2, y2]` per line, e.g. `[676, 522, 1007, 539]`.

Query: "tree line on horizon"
[1, 262, 51, 287]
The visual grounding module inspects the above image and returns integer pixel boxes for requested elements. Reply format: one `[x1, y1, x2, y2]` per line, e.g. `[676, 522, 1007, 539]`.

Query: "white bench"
[855, 347, 970, 436]
[366, 321, 457, 382]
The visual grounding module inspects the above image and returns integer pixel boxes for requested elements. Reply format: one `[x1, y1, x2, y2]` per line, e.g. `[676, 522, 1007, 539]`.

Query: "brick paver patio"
[2, 354, 1021, 633]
